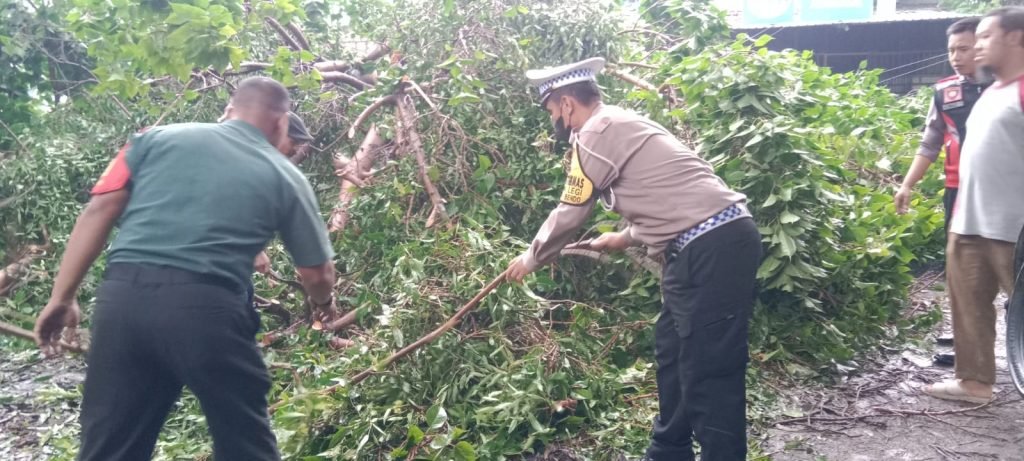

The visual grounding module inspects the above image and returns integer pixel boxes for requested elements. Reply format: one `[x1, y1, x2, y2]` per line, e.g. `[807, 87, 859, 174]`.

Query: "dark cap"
[287, 112, 315, 143]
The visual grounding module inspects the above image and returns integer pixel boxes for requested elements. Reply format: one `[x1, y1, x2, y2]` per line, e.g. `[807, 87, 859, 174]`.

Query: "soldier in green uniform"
[34, 77, 337, 461]
[507, 58, 762, 461]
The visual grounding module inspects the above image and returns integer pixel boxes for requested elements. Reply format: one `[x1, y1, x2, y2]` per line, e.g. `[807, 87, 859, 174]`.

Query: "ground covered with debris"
[2, 273, 1022, 460]
[0, 349, 84, 461]
[764, 274, 1024, 461]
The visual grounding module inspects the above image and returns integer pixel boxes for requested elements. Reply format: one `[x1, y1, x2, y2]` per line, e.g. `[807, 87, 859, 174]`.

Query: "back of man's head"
[226, 77, 291, 143]
[230, 77, 290, 115]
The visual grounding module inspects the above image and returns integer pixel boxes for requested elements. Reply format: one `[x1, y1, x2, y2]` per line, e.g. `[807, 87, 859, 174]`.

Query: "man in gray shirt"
[924, 6, 1024, 404]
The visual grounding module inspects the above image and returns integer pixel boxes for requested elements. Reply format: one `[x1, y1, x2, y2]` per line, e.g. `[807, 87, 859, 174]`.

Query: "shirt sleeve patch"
[559, 143, 594, 206]
[91, 143, 132, 195]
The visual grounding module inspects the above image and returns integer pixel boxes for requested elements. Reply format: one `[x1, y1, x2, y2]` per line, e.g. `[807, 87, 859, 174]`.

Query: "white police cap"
[525, 57, 606, 104]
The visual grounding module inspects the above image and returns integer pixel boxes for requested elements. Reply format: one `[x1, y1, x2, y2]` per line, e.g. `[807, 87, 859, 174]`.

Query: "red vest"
[933, 75, 989, 188]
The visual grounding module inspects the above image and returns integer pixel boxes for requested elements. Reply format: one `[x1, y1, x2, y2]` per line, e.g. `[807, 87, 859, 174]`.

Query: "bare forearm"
[297, 262, 336, 303]
[900, 155, 934, 190]
[50, 193, 127, 302]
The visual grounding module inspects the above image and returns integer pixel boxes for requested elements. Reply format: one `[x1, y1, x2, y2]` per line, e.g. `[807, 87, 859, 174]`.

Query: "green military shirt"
[108, 120, 333, 288]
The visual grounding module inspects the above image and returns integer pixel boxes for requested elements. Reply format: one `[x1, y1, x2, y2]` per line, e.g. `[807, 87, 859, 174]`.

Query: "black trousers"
[646, 218, 762, 461]
[943, 187, 958, 233]
[78, 263, 279, 461]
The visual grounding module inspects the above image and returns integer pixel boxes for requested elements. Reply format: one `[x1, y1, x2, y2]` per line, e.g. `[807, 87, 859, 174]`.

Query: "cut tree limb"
[314, 44, 391, 74]
[285, 22, 311, 50]
[268, 270, 509, 412]
[605, 67, 657, 92]
[350, 269, 508, 383]
[319, 71, 371, 89]
[347, 95, 397, 139]
[0, 320, 87, 354]
[265, 17, 303, 51]
[330, 125, 385, 232]
[395, 96, 448, 227]
[0, 242, 50, 297]
[560, 247, 662, 278]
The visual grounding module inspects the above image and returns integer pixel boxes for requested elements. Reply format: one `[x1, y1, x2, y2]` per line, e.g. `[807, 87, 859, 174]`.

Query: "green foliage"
[0, 0, 950, 459]
[64, 0, 303, 97]
[939, 0, 1024, 13]
[633, 36, 944, 368]
[0, 0, 90, 149]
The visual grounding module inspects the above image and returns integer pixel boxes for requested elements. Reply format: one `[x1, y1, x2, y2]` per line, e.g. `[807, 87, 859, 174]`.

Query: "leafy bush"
[0, 0, 947, 459]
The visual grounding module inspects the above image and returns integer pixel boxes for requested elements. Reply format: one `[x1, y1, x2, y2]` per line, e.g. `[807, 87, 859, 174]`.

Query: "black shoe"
[933, 353, 955, 366]
[936, 335, 954, 346]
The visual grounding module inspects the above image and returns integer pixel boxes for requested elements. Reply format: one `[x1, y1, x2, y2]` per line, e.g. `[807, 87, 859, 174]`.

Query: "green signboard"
[741, 0, 875, 26]
[800, 0, 874, 24]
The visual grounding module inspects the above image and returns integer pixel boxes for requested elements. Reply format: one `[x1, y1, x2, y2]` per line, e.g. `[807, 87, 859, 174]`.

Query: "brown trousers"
[947, 233, 1016, 385]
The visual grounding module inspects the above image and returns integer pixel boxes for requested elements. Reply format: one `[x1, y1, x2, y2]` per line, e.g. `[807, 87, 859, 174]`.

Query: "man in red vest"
[895, 17, 990, 226]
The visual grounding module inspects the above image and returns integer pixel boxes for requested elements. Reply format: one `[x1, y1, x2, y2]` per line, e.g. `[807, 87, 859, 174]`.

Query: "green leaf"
[166, 3, 208, 26]
[454, 441, 477, 461]
[407, 424, 424, 443]
[426, 405, 447, 430]
[778, 232, 797, 257]
[779, 210, 800, 224]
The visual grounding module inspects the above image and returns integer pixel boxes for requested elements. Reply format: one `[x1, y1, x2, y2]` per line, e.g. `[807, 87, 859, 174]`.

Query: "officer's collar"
[574, 103, 608, 136]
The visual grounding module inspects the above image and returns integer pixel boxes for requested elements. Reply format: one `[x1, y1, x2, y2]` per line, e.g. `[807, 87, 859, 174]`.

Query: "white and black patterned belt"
[667, 203, 752, 260]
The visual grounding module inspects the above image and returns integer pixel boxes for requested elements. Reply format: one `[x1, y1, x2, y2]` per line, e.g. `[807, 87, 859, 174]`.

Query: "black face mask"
[553, 114, 572, 143]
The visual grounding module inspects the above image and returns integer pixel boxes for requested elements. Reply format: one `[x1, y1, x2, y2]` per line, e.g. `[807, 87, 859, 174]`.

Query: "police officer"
[507, 58, 762, 461]
[34, 77, 337, 461]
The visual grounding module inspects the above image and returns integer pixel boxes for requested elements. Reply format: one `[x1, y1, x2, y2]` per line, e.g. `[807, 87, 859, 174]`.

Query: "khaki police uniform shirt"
[520, 104, 747, 270]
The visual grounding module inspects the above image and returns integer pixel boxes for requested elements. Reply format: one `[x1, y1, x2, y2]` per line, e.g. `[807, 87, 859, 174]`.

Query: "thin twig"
[269, 270, 509, 412]
[0, 119, 30, 155]
[0, 320, 87, 354]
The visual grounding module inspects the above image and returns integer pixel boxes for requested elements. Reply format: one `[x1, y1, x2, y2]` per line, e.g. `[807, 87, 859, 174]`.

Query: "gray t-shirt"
[950, 78, 1024, 242]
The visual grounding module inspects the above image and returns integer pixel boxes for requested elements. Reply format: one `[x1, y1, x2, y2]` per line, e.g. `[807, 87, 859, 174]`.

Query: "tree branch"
[285, 22, 311, 50]
[330, 126, 385, 232]
[347, 95, 397, 139]
[0, 320, 87, 354]
[0, 118, 30, 155]
[269, 270, 509, 412]
[319, 71, 371, 89]
[265, 17, 302, 51]
[559, 247, 661, 278]
[395, 96, 448, 227]
[605, 67, 657, 92]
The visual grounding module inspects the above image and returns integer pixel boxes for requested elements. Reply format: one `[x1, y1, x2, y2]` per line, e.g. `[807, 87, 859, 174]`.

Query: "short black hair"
[230, 77, 290, 114]
[985, 6, 1024, 46]
[545, 80, 602, 107]
[947, 17, 980, 36]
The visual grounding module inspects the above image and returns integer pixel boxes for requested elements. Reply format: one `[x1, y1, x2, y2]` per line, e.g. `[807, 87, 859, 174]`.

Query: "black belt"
[104, 262, 242, 293]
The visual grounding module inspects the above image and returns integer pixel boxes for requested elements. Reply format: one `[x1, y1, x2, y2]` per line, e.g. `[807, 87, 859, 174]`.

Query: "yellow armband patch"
[559, 144, 594, 205]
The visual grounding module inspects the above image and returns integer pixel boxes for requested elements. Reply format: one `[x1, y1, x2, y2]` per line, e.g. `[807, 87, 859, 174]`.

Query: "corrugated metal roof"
[730, 9, 971, 30]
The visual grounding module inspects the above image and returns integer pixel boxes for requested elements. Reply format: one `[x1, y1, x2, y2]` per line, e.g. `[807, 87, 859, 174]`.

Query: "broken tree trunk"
[329, 125, 384, 232]
[395, 96, 448, 228]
